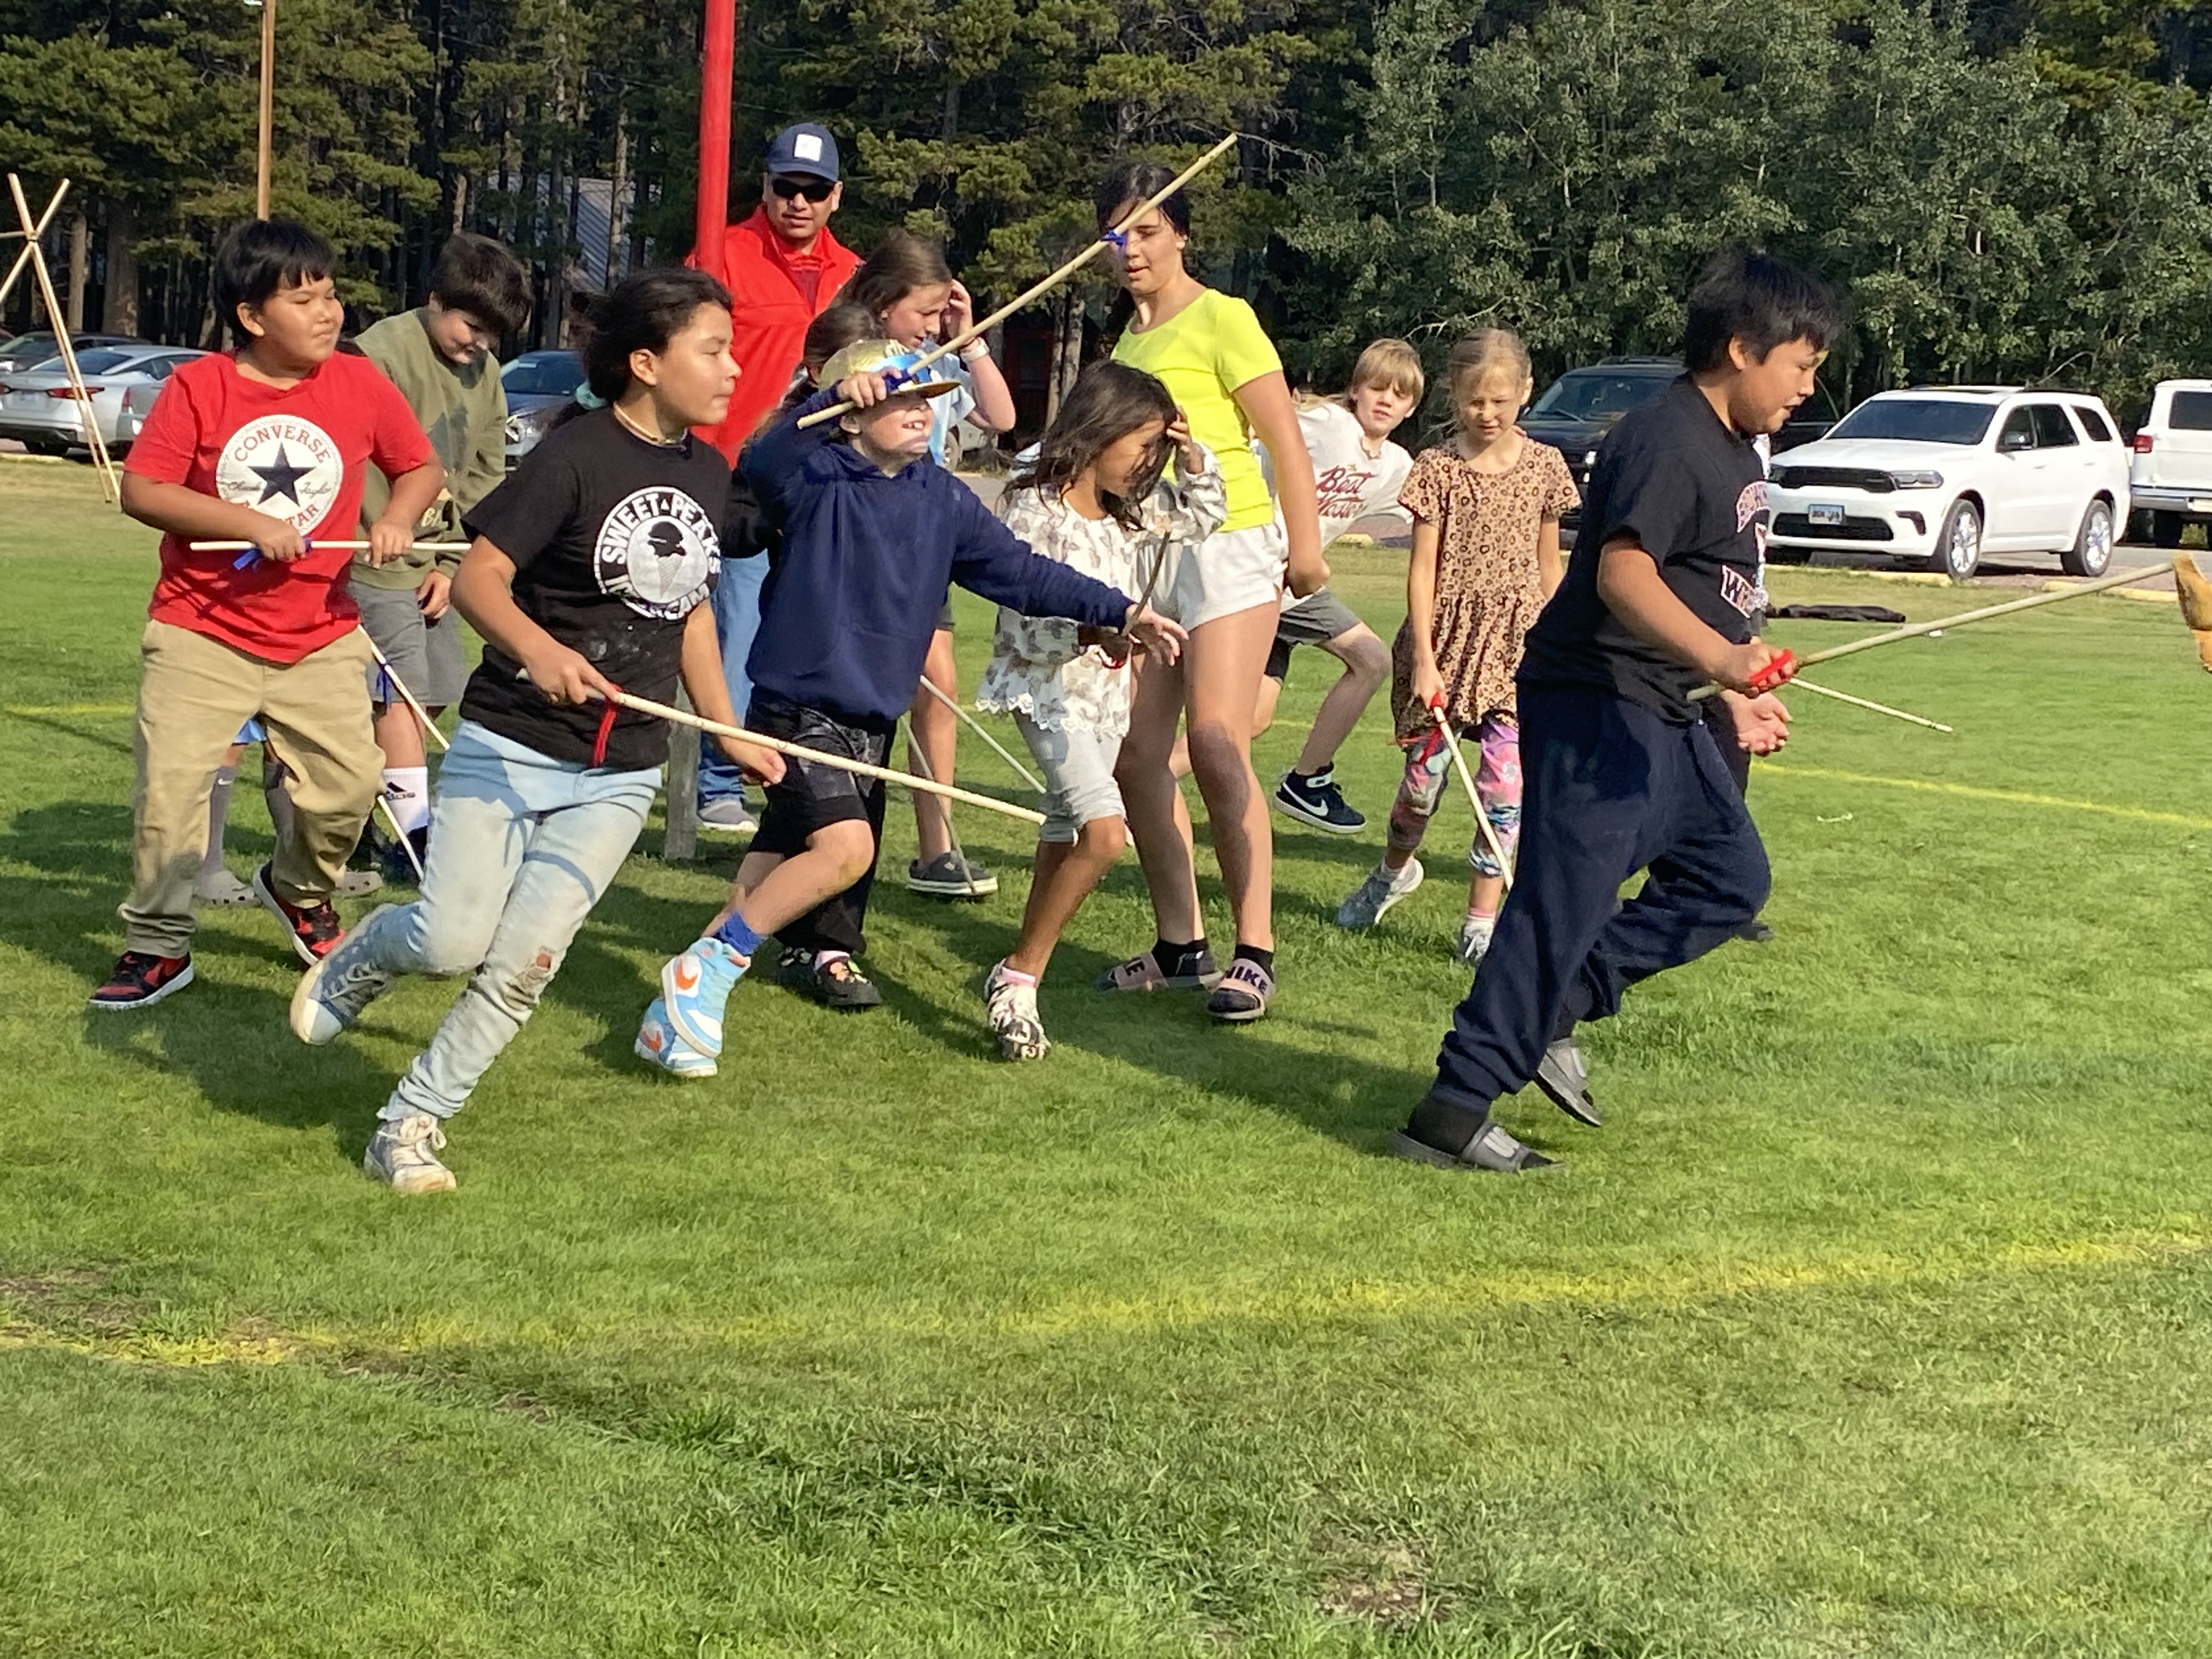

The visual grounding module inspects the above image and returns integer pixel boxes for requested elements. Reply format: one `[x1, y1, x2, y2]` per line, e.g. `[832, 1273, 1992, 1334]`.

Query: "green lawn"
[4, 456, 2211, 1657]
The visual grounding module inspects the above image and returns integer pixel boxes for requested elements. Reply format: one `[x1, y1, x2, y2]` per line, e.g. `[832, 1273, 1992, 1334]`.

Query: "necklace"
[613, 400, 681, 448]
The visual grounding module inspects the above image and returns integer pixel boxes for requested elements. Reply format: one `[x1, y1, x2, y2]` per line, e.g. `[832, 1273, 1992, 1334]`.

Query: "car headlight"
[1583, 450, 1599, 467]
[1887, 469, 1944, 489]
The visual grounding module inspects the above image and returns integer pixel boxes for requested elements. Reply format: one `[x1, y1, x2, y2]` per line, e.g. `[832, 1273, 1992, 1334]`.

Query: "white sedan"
[1767, 388, 2129, 580]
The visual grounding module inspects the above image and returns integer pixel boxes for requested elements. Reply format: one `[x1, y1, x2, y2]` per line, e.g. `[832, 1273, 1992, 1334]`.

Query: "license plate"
[1808, 503, 1846, 527]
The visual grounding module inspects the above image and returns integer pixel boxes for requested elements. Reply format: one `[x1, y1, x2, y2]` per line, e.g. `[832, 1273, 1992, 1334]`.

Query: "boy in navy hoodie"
[636, 341, 1187, 1076]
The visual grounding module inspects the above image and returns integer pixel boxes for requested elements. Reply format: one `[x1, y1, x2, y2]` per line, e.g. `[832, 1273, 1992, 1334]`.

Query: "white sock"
[383, 767, 431, 837]
[201, 765, 238, 880]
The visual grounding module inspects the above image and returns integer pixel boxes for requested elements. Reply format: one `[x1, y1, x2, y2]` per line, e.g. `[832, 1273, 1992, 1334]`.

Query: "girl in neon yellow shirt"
[1092, 158, 1326, 1024]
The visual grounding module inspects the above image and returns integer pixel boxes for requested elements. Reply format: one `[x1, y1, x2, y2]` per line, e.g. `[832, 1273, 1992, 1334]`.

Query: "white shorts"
[1159, 518, 1288, 631]
[1014, 713, 1124, 843]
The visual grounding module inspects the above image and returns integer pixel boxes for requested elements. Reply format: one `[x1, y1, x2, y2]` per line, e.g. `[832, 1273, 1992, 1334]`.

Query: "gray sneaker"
[984, 962, 1050, 1060]
[1534, 1038, 1602, 1128]
[1336, 858, 1424, 929]
[289, 905, 396, 1045]
[362, 1111, 457, 1194]
[909, 850, 998, 898]
[698, 799, 759, 836]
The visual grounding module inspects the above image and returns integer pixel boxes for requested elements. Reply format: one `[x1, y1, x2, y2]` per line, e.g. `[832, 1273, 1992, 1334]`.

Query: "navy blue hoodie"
[742, 388, 1132, 725]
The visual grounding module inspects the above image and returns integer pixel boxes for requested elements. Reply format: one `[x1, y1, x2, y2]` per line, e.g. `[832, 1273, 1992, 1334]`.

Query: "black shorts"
[748, 694, 896, 857]
[1265, 589, 1364, 681]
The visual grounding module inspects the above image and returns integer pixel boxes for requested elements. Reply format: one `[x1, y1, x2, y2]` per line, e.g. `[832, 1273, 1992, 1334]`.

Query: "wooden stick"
[359, 630, 450, 752]
[189, 539, 471, 553]
[1688, 558, 2177, 700]
[798, 134, 1241, 429]
[608, 689, 1047, 825]
[8, 174, 117, 503]
[0, 177, 67, 314]
[915, 672, 1043, 792]
[1792, 676, 1952, 732]
[1432, 713, 1512, 892]
[374, 792, 426, 882]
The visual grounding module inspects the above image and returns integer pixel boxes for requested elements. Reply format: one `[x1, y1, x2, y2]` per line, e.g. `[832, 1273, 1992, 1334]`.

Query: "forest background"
[7, 0, 2212, 417]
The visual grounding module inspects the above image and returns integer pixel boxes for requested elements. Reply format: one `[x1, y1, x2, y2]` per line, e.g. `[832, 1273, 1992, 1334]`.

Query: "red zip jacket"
[693, 207, 860, 459]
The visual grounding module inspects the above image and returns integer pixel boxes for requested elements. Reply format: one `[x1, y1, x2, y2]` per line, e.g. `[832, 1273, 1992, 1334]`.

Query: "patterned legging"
[1386, 712, 1522, 879]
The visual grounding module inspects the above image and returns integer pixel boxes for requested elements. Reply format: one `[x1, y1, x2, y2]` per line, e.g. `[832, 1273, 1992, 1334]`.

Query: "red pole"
[695, 0, 736, 281]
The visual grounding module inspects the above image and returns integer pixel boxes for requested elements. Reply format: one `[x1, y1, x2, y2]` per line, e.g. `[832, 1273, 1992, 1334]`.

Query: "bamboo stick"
[8, 174, 117, 502]
[0, 177, 67, 313]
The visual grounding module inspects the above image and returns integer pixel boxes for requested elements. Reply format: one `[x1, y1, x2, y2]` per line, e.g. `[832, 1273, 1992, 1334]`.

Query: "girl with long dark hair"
[1092, 158, 1327, 1023]
[974, 362, 1227, 1058]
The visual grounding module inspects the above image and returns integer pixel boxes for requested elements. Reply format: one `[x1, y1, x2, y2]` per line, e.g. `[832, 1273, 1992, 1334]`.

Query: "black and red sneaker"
[88, 951, 195, 1011]
[252, 862, 344, 965]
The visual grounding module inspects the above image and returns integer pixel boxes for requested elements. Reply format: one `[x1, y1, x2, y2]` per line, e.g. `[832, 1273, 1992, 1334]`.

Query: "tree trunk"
[1046, 289, 1083, 423]
[65, 211, 88, 331]
[607, 105, 630, 286]
[101, 201, 139, 336]
[451, 170, 469, 235]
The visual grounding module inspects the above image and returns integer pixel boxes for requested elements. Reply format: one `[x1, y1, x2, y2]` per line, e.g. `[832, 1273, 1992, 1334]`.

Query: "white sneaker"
[290, 905, 396, 1045]
[363, 1111, 456, 1194]
[1454, 913, 1496, 966]
[984, 963, 1051, 1060]
[1336, 858, 1424, 929]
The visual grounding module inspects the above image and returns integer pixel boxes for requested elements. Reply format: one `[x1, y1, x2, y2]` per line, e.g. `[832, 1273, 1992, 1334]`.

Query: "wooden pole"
[798, 133, 1242, 429]
[663, 689, 700, 861]
[608, 690, 1047, 825]
[1791, 676, 1951, 733]
[694, 0, 736, 282]
[256, 0, 275, 219]
[1688, 558, 2177, 700]
[1432, 712, 1512, 891]
[0, 177, 69, 316]
[8, 174, 117, 501]
[915, 672, 1042, 792]
[357, 630, 451, 752]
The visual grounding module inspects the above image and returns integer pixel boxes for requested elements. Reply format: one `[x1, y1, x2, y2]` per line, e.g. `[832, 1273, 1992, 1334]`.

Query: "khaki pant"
[122, 619, 380, 957]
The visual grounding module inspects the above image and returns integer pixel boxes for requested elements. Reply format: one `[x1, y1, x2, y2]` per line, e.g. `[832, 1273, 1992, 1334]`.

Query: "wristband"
[958, 340, 991, 363]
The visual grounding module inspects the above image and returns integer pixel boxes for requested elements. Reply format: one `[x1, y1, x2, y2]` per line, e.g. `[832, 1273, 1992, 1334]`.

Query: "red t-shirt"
[692, 207, 861, 459]
[126, 351, 435, 663]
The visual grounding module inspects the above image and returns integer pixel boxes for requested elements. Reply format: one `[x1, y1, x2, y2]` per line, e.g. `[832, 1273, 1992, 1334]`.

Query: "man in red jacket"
[695, 121, 862, 837]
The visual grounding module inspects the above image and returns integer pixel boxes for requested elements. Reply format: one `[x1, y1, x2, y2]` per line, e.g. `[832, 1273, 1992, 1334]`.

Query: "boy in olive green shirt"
[352, 233, 529, 877]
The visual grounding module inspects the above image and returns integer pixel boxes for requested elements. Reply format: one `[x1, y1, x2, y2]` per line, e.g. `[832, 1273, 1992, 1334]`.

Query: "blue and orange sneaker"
[658, 937, 749, 1057]
[635, 996, 718, 1079]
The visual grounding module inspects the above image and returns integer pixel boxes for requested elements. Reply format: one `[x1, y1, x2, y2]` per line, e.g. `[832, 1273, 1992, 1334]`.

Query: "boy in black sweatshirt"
[637, 341, 1187, 1076]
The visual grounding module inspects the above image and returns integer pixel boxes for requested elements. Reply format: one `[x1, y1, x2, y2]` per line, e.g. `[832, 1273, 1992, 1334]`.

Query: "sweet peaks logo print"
[215, 416, 343, 532]
[594, 487, 717, 619]
[1734, 478, 1770, 533]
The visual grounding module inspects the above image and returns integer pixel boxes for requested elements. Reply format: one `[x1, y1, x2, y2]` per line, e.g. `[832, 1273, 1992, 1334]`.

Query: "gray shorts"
[355, 580, 468, 707]
[1014, 713, 1124, 843]
[1266, 588, 1363, 681]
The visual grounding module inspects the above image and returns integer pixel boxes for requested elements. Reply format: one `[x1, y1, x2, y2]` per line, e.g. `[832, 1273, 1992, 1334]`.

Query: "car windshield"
[504, 354, 584, 396]
[1529, 371, 1674, 421]
[1828, 399, 1996, 445]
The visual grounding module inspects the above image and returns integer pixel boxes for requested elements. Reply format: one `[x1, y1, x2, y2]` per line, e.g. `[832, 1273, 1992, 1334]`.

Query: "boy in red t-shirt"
[92, 219, 444, 1010]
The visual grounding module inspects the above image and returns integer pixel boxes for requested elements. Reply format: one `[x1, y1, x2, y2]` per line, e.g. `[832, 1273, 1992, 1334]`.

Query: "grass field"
[4, 456, 2211, 1658]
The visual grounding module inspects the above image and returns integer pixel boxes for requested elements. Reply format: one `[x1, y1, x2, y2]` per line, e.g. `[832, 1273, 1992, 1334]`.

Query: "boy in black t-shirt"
[1392, 251, 1838, 1174]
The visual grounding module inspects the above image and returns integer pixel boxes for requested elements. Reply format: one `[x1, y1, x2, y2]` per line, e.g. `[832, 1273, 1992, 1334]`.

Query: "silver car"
[0, 343, 208, 456]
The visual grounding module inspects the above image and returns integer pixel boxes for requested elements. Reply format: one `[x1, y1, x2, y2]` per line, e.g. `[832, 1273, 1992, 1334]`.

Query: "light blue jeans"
[697, 554, 767, 808]
[354, 721, 659, 1122]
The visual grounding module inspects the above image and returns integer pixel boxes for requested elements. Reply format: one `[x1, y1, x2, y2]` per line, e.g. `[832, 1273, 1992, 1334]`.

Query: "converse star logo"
[594, 486, 718, 619]
[216, 416, 343, 532]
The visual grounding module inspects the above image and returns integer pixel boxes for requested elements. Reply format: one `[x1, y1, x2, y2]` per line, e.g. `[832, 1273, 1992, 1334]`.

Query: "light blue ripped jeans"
[352, 721, 659, 1122]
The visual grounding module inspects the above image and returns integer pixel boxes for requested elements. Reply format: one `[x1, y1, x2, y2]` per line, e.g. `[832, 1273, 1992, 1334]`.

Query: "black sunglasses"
[770, 176, 834, 203]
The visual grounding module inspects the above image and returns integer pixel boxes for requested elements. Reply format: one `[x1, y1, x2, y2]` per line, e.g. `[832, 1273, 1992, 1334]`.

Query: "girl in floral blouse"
[1336, 329, 1578, 964]
[976, 363, 1226, 1059]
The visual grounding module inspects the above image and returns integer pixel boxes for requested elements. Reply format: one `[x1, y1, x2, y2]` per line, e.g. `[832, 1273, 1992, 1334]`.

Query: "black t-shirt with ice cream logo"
[1520, 376, 1768, 723]
[459, 407, 727, 769]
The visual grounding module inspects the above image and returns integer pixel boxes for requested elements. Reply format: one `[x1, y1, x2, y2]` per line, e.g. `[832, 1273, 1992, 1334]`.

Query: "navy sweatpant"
[1427, 685, 1770, 1120]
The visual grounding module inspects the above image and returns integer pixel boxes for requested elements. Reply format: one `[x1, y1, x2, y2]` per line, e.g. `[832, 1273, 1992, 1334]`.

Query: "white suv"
[2127, 379, 2212, 548]
[1767, 388, 2129, 580]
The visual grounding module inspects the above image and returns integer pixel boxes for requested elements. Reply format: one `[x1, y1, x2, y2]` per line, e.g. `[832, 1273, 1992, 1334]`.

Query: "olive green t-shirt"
[352, 309, 509, 588]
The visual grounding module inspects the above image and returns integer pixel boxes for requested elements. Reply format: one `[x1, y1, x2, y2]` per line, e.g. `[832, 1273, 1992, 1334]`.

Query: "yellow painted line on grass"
[1761, 763, 2212, 832]
[1, 703, 134, 718]
[6, 1232, 2205, 1373]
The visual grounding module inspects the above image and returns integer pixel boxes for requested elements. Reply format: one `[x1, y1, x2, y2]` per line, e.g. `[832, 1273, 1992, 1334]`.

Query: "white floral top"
[977, 449, 1227, 736]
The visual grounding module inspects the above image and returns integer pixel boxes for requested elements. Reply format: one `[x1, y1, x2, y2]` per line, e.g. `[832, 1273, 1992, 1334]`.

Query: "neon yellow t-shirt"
[1110, 288, 1282, 533]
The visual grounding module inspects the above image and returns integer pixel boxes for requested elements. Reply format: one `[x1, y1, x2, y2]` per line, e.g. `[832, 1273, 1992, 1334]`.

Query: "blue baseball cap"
[764, 122, 839, 182]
